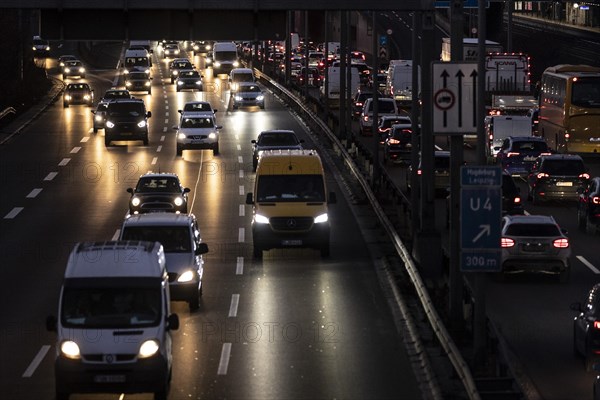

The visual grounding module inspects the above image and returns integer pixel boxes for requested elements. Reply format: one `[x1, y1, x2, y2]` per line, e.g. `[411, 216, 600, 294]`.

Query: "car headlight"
[79, 68, 85, 73]
[84, 95, 91, 100]
[105, 121, 115, 128]
[64, 68, 71, 73]
[172, 70, 178, 76]
[178, 133, 187, 140]
[205, 45, 211, 51]
[125, 81, 132, 86]
[124, 69, 130, 74]
[60, 341, 81, 359]
[195, 80, 202, 85]
[174, 50, 180, 55]
[60, 62, 65, 67]
[64, 95, 72, 101]
[314, 213, 328, 223]
[256, 95, 264, 101]
[95, 115, 103, 122]
[131, 196, 141, 207]
[46, 46, 50, 51]
[254, 214, 269, 224]
[234, 95, 243, 101]
[174, 196, 184, 206]
[233, 61, 240, 67]
[137, 120, 147, 128]
[193, 45, 199, 51]
[32, 46, 36, 51]
[177, 81, 184, 85]
[145, 81, 151, 86]
[208, 132, 216, 139]
[177, 270, 195, 283]
[138, 339, 159, 358]
[214, 61, 221, 67]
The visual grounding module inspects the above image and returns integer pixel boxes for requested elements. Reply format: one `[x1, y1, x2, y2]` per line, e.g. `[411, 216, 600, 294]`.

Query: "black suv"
[250, 130, 304, 172]
[578, 176, 600, 234]
[91, 89, 132, 132]
[527, 154, 590, 204]
[126, 172, 190, 214]
[104, 99, 151, 147]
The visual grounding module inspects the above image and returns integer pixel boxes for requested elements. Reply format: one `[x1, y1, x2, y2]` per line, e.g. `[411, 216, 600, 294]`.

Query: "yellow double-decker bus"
[538, 64, 600, 154]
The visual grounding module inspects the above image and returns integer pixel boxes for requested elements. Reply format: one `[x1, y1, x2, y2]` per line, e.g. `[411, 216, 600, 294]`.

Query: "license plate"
[191, 140, 204, 144]
[282, 239, 302, 246]
[94, 374, 126, 383]
[556, 181, 573, 186]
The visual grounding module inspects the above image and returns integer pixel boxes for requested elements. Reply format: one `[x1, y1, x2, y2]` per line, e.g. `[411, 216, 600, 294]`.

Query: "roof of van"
[256, 149, 324, 175]
[65, 241, 166, 279]
[121, 212, 196, 227]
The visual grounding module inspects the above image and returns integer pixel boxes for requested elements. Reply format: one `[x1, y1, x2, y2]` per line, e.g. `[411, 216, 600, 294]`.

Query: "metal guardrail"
[0, 107, 16, 123]
[254, 68, 482, 400]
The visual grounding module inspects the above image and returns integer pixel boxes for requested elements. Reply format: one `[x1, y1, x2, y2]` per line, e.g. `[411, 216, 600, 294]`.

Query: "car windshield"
[125, 57, 148, 66]
[104, 91, 129, 99]
[121, 226, 191, 253]
[505, 223, 560, 237]
[61, 281, 161, 328]
[108, 103, 144, 116]
[571, 79, 600, 107]
[173, 62, 191, 69]
[257, 175, 325, 202]
[67, 84, 88, 90]
[391, 128, 411, 141]
[136, 177, 181, 193]
[369, 100, 395, 113]
[180, 70, 200, 78]
[258, 133, 299, 146]
[184, 103, 213, 112]
[217, 51, 238, 61]
[181, 117, 214, 129]
[512, 141, 549, 152]
[542, 159, 585, 175]
[66, 61, 81, 67]
[232, 73, 254, 82]
[239, 85, 261, 93]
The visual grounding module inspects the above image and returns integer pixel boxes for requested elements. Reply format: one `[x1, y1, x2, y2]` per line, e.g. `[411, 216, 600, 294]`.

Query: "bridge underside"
[41, 10, 288, 41]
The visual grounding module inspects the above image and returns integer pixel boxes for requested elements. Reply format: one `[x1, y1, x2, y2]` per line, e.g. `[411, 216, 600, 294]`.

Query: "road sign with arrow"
[432, 62, 478, 135]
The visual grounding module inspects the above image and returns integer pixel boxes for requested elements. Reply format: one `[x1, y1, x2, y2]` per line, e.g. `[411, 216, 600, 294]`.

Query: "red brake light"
[501, 238, 515, 248]
[506, 152, 520, 158]
[553, 238, 569, 248]
[388, 139, 400, 145]
[417, 169, 422, 176]
[594, 321, 600, 330]
[580, 173, 590, 180]
[592, 196, 600, 205]
[540, 152, 551, 156]
[536, 172, 549, 179]
[488, 134, 493, 141]
[513, 197, 521, 204]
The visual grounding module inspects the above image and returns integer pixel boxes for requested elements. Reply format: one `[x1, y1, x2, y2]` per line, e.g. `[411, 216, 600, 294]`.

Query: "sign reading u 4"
[432, 62, 478, 135]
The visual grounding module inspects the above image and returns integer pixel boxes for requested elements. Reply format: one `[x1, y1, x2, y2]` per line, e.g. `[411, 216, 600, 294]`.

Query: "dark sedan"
[175, 69, 203, 92]
[571, 283, 600, 371]
[578, 176, 600, 234]
[125, 71, 152, 94]
[63, 83, 93, 108]
[127, 173, 190, 214]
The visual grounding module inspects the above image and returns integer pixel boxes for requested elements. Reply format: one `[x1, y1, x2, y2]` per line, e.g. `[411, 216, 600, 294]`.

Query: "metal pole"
[507, 0, 513, 52]
[474, 0, 488, 372]
[286, 10, 292, 86]
[410, 12, 421, 234]
[371, 11, 380, 185]
[340, 11, 347, 141]
[346, 11, 353, 146]
[304, 11, 309, 97]
[449, 0, 465, 336]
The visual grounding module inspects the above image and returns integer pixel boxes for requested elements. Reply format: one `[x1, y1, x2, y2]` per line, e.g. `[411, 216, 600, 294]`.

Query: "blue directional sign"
[379, 35, 387, 47]
[460, 166, 502, 272]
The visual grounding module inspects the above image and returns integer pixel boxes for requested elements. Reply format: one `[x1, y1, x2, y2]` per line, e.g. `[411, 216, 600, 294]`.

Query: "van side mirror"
[167, 313, 179, 330]
[246, 193, 254, 204]
[213, 109, 218, 113]
[216, 125, 223, 130]
[46, 315, 57, 332]
[195, 242, 209, 255]
[127, 188, 134, 194]
[183, 187, 191, 193]
[146, 111, 152, 118]
[328, 192, 337, 204]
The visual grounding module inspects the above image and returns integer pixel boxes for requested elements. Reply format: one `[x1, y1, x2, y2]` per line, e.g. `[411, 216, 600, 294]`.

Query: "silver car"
[500, 214, 571, 282]
[232, 82, 265, 110]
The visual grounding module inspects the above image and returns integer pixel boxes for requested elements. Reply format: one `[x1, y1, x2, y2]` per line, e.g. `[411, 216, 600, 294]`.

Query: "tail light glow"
[553, 238, 569, 248]
[506, 152, 520, 158]
[536, 172, 549, 179]
[501, 237, 515, 248]
[580, 173, 590, 180]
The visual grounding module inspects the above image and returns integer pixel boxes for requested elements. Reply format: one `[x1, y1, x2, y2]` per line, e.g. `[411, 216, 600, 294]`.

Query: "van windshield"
[61, 279, 161, 328]
[215, 51, 237, 61]
[257, 175, 325, 202]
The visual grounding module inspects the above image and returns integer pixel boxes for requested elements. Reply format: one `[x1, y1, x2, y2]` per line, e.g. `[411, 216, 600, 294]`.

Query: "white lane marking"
[238, 156, 243, 164]
[228, 294, 240, 317]
[160, 135, 165, 141]
[239, 185, 244, 196]
[58, 158, 70, 166]
[165, 105, 169, 110]
[157, 145, 162, 152]
[163, 127, 168, 133]
[239, 170, 244, 179]
[22, 345, 50, 378]
[80, 137, 90, 143]
[217, 343, 232, 375]
[26, 188, 43, 198]
[44, 172, 58, 181]
[70, 147, 81, 154]
[4, 207, 24, 219]
[236, 257, 244, 275]
[578, 256, 600, 274]
[238, 227, 245, 242]
[165, 111, 169, 117]
[164, 119, 168, 124]
[237, 144, 241, 151]
[112, 229, 120, 241]
[239, 204, 245, 217]
[151, 157, 158, 165]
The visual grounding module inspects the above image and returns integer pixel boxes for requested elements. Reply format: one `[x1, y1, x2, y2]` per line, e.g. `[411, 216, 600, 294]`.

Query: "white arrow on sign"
[472, 225, 491, 243]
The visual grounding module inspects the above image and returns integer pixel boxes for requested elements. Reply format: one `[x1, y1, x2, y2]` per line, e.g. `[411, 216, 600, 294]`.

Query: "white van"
[386, 60, 420, 107]
[229, 67, 255, 92]
[46, 241, 179, 400]
[209, 42, 239, 75]
[485, 114, 533, 157]
[123, 47, 152, 74]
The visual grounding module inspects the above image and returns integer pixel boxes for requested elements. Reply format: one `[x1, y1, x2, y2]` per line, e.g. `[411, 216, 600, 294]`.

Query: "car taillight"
[488, 134, 493, 141]
[592, 196, 600, 205]
[513, 197, 521, 204]
[579, 173, 590, 180]
[356, 102, 363, 107]
[363, 116, 369, 122]
[594, 321, 600, 330]
[501, 237, 515, 248]
[536, 172, 549, 179]
[506, 152, 520, 158]
[553, 238, 569, 248]
[388, 139, 400, 145]
[540, 152, 551, 156]
[417, 169, 422, 176]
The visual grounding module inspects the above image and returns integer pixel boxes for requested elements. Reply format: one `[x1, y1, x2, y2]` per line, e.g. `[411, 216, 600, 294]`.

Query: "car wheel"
[252, 161, 257, 172]
[253, 245, 262, 259]
[574, 325, 582, 357]
[176, 145, 182, 156]
[63, 102, 68, 108]
[232, 104, 238, 110]
[189, 292, 200, 311]
[143, 134, 149, 146]
[170, 78, 174, 84]
[527, 187, 533, 201]
[148, 89, 152, 95]
[213, 143, 219, 156]
[320, 243, 330, 258]
[260, 104, 265, 110]
[104, 135, 111, 147]
[93, 127, 98, 134]
[62, 75, 66, 80]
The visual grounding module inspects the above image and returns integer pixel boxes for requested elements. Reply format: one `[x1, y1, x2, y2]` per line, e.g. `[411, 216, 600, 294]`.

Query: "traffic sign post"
[460, 166, 502, 272]
[432, 62, 478, 135]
